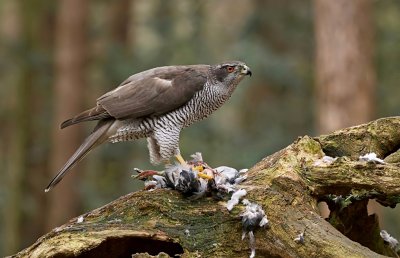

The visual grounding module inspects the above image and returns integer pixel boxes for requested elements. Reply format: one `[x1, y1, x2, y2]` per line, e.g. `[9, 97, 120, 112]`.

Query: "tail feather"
[60, 106, 110, 129]
[45, 119, 114, 192]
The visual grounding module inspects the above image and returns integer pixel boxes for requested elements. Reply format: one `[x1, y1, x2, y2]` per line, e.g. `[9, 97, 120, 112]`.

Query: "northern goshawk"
[45, 61, 252, 191]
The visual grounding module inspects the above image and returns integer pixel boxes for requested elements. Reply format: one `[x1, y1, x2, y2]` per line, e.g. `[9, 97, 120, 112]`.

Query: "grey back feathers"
[98, 65, 209, 120]
[46, 61, 251, 191]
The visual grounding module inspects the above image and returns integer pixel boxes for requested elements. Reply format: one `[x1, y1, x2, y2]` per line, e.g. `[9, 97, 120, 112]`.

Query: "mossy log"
[12, 117, 400, 258]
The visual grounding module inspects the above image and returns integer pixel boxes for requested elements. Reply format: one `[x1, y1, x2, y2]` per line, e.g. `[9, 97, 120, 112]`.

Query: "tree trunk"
[2, 0, 27, 254]
[47, 0, 88, 230]
[314, 0, 376, 134]
[12, 117, 400, 258]
[108, 0, 131, 47]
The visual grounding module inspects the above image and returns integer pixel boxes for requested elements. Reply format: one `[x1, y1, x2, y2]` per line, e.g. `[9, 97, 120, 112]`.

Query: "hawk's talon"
[193, 165, 204, 172]
[175, 156, 212, 180]
[197, 172, 213, 180]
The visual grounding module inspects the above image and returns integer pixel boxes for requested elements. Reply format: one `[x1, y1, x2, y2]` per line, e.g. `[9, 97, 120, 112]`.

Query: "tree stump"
[11, 117, 400, 258]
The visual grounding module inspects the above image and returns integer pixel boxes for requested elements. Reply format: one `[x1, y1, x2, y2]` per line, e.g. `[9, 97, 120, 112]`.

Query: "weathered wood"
[11, 117, 400, 258]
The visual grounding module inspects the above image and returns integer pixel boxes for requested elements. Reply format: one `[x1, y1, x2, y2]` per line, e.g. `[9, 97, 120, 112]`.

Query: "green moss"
[385, 195, 400, 206]
[296, 136, 324, 156]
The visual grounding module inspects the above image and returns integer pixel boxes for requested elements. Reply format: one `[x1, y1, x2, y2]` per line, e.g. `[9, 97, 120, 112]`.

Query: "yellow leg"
[175, 154, 186, 165]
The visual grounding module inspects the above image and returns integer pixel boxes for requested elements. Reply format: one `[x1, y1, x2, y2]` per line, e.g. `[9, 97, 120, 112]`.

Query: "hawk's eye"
[226, 66, 235, 73]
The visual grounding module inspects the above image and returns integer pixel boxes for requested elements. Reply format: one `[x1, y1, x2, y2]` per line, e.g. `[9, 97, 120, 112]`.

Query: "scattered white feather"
[313, 156, 337, 166]
[107, 218, 122, 224]
[239, 168, 249, 174]
[144, 180, 157, 188]
[380, 230, 399, 250]
[259, 216, 269, 227]
[242, 199, 250, 205]
[77, 216, 84, 223]
[184, 229, 190, 237]
[294, 232, 305, 244]
[226, 189, 247, 211]
[359, 153, 385, 164]
[190, 152, 203, 162]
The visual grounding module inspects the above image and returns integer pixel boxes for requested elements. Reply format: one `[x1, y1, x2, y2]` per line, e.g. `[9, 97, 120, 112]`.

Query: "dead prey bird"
[134, 153, 248, 200]
[46, 61, 251, 192]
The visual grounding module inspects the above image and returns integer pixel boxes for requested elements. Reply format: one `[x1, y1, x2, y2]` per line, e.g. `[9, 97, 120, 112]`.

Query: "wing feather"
[97, 65, 208, 119]
[60, 65, 208, 128]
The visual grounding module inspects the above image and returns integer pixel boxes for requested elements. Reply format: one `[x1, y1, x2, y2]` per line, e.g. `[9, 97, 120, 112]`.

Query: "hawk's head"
[211, 61, 252, 86]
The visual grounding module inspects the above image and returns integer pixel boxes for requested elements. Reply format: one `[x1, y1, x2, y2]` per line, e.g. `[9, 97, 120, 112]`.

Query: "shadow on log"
[11, 117, 400, 258]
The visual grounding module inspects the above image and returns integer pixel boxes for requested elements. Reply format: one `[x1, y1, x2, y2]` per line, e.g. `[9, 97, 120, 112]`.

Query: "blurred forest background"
[0, 0, 399, 256]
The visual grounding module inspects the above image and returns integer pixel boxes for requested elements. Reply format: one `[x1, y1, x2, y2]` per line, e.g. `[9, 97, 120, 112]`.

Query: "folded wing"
[61, 65, 209, 128]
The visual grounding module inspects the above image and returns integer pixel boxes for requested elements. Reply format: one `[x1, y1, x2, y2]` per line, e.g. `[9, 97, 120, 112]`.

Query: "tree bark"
[47, 0, 88, 230]
[11, 117, 400, 257]
[314, 0, 376, 134]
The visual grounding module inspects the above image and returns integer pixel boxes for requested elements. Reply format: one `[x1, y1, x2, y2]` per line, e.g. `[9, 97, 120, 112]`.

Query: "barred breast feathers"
[108, 81, 234, 142]
[109, 119, 149, 143]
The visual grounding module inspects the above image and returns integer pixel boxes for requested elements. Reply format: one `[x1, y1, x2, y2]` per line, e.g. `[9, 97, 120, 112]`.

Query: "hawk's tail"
[45, 119, 114, 192]
[60, 106, 110, 129]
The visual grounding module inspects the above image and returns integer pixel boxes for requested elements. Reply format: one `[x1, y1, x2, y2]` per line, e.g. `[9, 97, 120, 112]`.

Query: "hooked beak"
[241, 65, 252, 77]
